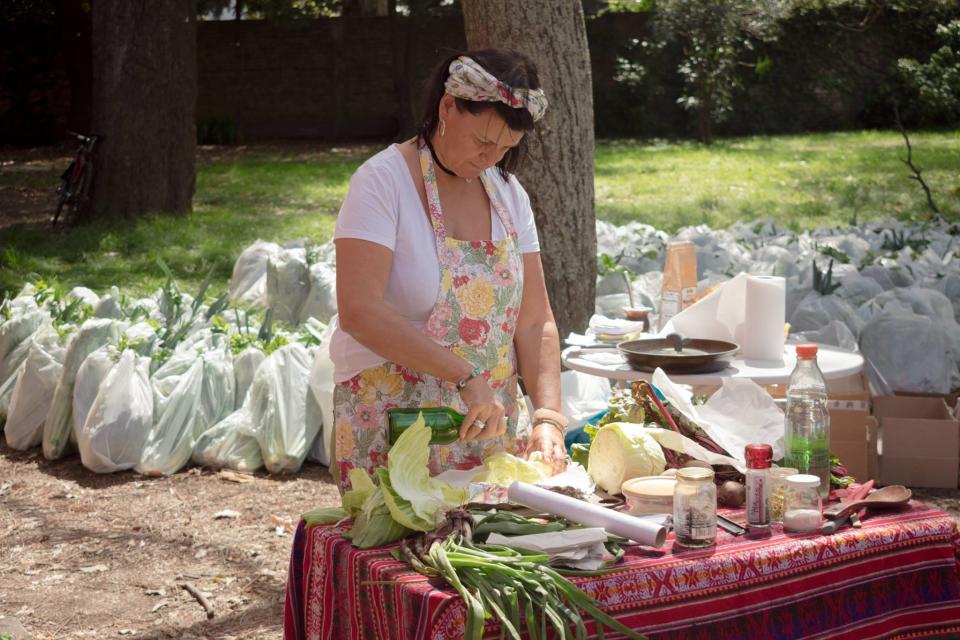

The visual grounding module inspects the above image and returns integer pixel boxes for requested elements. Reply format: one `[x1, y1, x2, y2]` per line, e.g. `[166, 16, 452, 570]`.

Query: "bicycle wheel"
[52, 176, 73, 227]
[63, 160, 93, 227]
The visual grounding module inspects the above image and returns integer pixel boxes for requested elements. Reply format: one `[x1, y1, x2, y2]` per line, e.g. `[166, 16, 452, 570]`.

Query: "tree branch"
[893, 102, 939, 216]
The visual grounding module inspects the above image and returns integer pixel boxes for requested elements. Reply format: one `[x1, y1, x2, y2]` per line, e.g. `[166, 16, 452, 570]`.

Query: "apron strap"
[480, 173, 518, 240]
[418, 144, 518, 244]
[418, 144, 448, 243]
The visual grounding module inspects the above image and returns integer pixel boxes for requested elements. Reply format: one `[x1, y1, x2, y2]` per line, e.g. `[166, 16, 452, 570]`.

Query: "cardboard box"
[831, 412, 876, 483]
[874, 396, 960, 489]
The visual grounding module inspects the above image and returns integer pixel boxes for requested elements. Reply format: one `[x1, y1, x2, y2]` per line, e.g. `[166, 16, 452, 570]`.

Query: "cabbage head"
[587, 422, 666, 494]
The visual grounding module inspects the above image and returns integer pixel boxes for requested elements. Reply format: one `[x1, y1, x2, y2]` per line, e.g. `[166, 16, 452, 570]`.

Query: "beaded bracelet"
[532, 408, 569, 434]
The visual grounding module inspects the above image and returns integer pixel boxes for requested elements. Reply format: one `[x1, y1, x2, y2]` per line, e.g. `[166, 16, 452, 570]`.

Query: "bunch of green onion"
[392, 509, 647, 640]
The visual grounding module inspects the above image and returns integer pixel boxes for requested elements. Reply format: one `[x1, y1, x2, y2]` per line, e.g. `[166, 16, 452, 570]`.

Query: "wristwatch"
[456, 366, 483, 391]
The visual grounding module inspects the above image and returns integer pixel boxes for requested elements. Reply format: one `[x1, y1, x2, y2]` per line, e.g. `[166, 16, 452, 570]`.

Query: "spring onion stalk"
[394, 509, 648, 640]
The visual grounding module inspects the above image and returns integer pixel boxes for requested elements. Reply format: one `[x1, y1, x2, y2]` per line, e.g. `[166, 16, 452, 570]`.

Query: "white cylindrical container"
[783, 474, 823, 533]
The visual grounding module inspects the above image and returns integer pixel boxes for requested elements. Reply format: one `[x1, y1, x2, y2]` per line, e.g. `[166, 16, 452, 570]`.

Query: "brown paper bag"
[657, 241, 697, 332]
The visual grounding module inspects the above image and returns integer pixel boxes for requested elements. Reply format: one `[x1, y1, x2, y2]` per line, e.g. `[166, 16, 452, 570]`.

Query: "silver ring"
[472, 419, 485, 429]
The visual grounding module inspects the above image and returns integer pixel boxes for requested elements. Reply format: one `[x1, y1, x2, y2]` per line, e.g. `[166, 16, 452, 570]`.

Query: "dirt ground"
[0, 442, 341, 640]
[2, 439, 958, 640]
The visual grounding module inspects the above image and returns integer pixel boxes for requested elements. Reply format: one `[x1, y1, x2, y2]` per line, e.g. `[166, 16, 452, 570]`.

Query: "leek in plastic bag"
[43, 318, 122, 459]
[298, 261, 337, 325]
[72, 346, 118, 438]
[138, 344, 234, 476]
[0, 309, 47, 421]
[228, 239, 282, 307]
[265, 248, 309, 326]
[245, 343, 315, 473]
[5, 324, 65, 449]
[232, 346, 264, 410]
[192, 406, 264, 472]
[78, 350, 153, 473]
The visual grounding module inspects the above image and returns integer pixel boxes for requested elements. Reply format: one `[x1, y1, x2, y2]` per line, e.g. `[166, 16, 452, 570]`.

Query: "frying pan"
[615, 335, 739, 374]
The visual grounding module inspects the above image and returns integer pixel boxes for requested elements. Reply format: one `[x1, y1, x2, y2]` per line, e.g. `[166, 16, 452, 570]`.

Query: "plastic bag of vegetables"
[0, 308, 47, 421]
[72, 345, 118, 439]
[265, 248, 309, 326]
[228, 239, 282, 307]
[244, 342, 315, 473]
[43, 318, 123, 459]
[77, 349, 153, 473]
[192, 406, 264, 472]
[4, 324, 65, 449]
[297, 261, 337, 325]
[232, 346, 265, 410]
[138, 343, 234, 476]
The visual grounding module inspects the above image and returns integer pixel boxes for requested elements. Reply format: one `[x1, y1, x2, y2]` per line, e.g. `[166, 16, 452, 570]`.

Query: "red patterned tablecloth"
[284, 501, 960, 640]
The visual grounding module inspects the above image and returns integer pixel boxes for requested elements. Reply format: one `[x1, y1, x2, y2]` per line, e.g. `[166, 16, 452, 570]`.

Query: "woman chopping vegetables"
[330, 49, 567, 492]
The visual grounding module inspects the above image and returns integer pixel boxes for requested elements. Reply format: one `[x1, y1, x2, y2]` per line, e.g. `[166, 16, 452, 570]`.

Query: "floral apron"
[333, 145, 531, 492]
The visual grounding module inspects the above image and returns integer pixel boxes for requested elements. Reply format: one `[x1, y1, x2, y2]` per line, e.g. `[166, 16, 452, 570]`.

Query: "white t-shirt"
[330, 144, 540, 383]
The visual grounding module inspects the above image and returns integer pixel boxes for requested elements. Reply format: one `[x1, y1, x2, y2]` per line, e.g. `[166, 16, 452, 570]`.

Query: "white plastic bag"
[229, 240, 282, 307]
[67, 286, 100, 308]
[298, 261, 338, 325]
[4, 325, 65, 450]
[860, 311, 958, 395]
[138, 346, 234, 476]
[43, 318, 122, 459]
[559, 371, 611, 432]
[233, 346, 265, 410]
[73, 346, 119, 437]
[265, 248, 309, 326]
[789, 320, 858, 353]
[789, 291, 863, 338]
[78, 350, 153, 473]
[0, 309, 46, 395]
[246, 343, 315, 473]
[193, 406, 264, 472]
[94, 288, 124, 319]
[307, 322, 335, 466]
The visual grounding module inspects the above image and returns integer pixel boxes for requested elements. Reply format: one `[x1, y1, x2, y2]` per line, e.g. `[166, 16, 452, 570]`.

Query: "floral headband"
[444, 56, 548, 122]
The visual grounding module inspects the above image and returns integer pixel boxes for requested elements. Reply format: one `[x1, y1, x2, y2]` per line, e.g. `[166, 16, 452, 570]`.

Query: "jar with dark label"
[673, 467, 716, 548]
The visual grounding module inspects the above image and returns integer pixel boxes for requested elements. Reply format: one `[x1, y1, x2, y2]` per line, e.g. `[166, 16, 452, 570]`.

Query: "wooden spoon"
[822, 485, 912, 521]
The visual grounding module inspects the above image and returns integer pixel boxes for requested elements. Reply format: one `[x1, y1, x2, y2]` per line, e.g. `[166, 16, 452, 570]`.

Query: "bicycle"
[53, 131, 101, 227]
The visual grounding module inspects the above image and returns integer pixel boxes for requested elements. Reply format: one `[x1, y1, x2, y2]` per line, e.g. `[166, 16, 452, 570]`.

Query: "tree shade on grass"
[1, 130, 957, 299]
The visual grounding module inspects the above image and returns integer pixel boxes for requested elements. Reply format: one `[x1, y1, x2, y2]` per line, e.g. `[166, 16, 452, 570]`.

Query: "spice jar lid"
[677, 467, 714, 482]
[785, 473, 821, 488]
[745, 444, 773, 469]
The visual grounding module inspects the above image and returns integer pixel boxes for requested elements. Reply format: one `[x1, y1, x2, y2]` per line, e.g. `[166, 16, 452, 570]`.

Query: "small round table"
[561, 343, 864, 387]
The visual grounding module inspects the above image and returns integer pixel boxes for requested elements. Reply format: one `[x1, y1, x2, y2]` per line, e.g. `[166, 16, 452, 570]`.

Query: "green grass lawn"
[1, 130, 957, 299]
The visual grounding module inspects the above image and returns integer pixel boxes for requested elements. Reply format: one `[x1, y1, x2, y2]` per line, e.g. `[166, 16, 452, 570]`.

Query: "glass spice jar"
[673, 467, 717, 548]
[783, 474, 823, 533]
[767, 467, 799, 525]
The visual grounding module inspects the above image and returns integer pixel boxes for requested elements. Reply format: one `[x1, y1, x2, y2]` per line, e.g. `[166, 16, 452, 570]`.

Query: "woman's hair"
[417, 48, 541, 179]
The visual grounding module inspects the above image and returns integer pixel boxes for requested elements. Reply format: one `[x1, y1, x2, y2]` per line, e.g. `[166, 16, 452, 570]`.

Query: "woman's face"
[437, 94, 524, 179]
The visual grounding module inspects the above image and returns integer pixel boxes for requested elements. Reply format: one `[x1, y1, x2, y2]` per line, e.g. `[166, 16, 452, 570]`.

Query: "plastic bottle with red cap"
[785, 344, 831, 498]
[745, 443, 772, 530]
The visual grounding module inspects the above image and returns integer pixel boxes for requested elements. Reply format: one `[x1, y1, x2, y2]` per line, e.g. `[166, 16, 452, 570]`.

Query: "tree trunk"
[90, 0, 196, 219]
[462, 0, 596, 337]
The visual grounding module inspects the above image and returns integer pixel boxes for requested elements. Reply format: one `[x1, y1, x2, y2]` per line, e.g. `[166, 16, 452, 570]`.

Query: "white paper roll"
[507, 481, 667, 547]
[740, 275, 785, 363]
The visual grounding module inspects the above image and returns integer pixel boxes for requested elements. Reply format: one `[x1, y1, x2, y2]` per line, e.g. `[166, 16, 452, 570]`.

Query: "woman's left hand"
[527, 423, 568, 475]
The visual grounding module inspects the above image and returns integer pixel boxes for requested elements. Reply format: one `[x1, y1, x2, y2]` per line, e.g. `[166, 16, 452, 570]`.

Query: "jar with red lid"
[745, 443, 772, 530]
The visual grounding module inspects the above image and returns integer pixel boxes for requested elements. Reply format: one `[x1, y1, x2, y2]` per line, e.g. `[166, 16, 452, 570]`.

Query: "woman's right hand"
[458, 376, 507, 441]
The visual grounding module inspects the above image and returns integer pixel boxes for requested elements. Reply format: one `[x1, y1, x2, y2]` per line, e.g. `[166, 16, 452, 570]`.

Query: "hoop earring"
[439, 119, 446, 137]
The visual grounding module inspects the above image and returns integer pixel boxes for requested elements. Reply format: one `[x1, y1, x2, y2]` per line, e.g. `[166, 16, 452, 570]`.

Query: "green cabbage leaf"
[587, 422, 666, 493]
